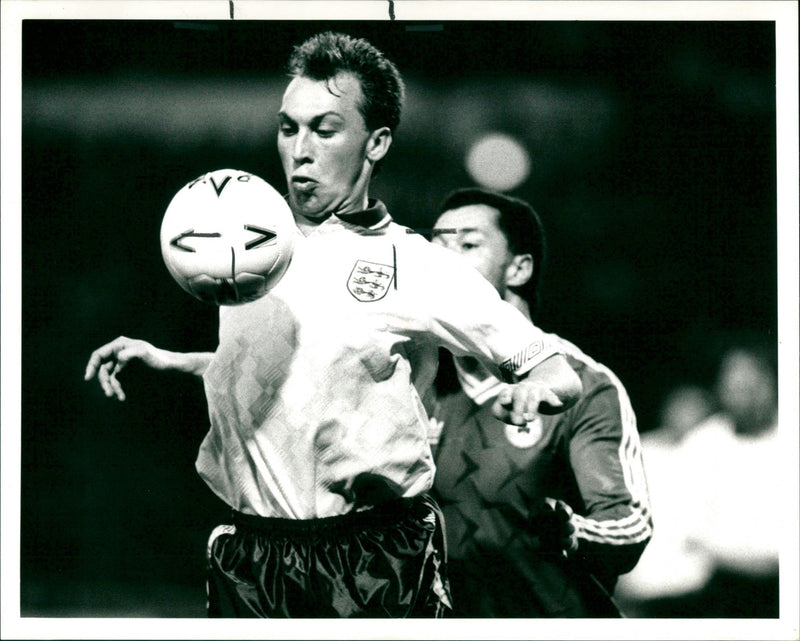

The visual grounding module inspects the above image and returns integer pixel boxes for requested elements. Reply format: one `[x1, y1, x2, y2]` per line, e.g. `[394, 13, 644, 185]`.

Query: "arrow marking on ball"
[170, 229, 222, 252]
[243, 225, 277, 250]
[210, 175, 232, 196]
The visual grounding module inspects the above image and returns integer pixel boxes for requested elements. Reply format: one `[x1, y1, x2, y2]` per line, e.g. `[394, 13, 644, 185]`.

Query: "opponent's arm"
[559, 382, 652, 583]
[84, 336, 213, 401]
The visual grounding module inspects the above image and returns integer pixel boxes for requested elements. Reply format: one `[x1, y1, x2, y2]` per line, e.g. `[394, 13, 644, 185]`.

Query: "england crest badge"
[347, 260, 395, 302]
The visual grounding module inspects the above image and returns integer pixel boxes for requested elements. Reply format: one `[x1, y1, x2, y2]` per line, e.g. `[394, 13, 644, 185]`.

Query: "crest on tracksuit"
[504, 416, 544, 449]
[347, 260, 395, 302]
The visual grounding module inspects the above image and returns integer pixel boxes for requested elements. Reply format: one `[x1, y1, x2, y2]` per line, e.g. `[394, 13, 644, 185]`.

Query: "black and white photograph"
[2, 1, 798, 639]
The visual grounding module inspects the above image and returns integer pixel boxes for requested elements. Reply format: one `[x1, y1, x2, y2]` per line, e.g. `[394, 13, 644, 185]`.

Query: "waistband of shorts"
[231, 494, 435, 537]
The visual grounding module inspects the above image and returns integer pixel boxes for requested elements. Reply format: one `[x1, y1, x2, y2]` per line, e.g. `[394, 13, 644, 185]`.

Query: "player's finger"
[519, 385, 548, 424]
[85, 348, 111, 380]
[496, 386, 513, 408]
[508, 387, 530, 426]
[113, 347, 139, 371]
[96, 360, 116, 397]
[100, 361, 126, 401]
[537, 388, 565, 415]
[98, 360, 127, 401]
[491, 387, 514, 422]
[521, 389, 542, 423]
[84, 337, 128, 380]
[107, 374, 127, 402]
[497, 385, 535, 425]
[554, 499, 573, 521]
[97, 363, 112, 396]
[491, 399, 510, 424]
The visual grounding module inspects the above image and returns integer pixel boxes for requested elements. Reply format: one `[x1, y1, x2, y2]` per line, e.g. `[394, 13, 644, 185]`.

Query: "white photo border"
[2, 2, 797, 640]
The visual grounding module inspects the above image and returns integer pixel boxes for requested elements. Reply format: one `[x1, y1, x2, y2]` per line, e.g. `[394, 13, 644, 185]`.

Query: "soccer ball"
[160, 169, 295, 305]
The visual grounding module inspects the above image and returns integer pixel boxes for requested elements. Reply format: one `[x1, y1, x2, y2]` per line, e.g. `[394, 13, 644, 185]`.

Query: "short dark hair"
[438, 188, 547, 316]
[287, 31, 405, 134]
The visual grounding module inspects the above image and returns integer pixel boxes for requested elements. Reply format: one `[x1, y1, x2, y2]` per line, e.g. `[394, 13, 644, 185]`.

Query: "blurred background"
[20, 19, 779, 617]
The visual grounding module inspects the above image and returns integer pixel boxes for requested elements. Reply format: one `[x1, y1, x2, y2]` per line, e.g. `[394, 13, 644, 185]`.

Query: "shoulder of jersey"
[550, 333, 624, 392]
[391, 226, 471, 265]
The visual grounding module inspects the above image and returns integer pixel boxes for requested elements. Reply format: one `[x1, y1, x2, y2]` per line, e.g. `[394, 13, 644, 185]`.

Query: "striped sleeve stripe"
[573, 508, 653, 545]
[556, 335, 654, 547]
[573, 507, 652, 535]
[574, 520, 652, 545]
[573, 502, 651, 532]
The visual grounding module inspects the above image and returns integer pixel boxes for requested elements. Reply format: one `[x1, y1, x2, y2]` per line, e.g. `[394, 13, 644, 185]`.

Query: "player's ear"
[366, 126, 392, 164]
[505, 253, 533, 288]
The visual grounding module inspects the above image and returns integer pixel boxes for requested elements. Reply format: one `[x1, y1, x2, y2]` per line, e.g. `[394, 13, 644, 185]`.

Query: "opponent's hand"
[491, 380, 565, 425]
[531, 498, 579, 557]
[84, 336, 171, 401]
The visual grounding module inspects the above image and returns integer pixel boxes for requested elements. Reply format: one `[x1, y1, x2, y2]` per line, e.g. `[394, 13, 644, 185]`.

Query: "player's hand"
[491, 380, 565, 425]
[531, 498, 579, 558]
[84, 336, 171, 401]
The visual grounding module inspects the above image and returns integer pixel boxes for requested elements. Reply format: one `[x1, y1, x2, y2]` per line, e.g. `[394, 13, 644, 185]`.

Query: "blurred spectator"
[682, 341, 780, 617]
[654, 385, 716, 445]
[617, 338, 780, 618]
[615, 385, 716, 617]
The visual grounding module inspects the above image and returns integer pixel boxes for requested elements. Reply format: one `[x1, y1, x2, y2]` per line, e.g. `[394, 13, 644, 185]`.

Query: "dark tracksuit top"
[428, 336, 653, 617]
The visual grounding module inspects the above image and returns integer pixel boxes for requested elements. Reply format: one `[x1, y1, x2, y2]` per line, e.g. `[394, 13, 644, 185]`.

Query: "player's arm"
[84, 336, 213, 401]
[492, 353, 582, 425]
[423, 244, 582, 424]
[560, 381, 652, 584]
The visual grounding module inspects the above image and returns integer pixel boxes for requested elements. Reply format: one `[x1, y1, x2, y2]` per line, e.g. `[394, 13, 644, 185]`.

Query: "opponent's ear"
[366, 127, 393, 163]
[505, 253, 533, 288]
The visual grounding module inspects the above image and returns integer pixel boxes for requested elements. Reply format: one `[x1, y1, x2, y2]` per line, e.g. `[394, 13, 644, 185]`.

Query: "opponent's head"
[278, 32, 404, 221]
[433, 188, 546, 316]
[714, 342, 777, 435]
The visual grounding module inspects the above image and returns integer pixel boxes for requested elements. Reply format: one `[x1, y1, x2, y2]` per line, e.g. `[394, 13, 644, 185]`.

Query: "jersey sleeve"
[565, 367, 653, 584]
[420, 244, 561, 382]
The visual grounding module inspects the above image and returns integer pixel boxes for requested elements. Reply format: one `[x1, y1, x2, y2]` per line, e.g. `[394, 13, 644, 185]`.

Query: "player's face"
[432, 204, 515, 294]
[278, 73, 377, 220]
[716, 350, 777, 430]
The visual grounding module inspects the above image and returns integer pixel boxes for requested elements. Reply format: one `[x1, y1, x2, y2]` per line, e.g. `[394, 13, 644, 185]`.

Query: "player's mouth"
[291, 176, 317, 192]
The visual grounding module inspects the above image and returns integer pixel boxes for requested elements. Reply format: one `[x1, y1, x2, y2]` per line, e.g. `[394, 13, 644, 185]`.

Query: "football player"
[85, 32, 583, 618]
[427, 188, 652, 617]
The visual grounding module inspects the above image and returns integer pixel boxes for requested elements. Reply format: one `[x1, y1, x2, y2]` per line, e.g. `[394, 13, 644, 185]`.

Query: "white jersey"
[196, 201, 560, 518]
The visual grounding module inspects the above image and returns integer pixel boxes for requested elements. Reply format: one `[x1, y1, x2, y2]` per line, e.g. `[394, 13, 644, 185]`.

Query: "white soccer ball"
[160, 169, 295, 305]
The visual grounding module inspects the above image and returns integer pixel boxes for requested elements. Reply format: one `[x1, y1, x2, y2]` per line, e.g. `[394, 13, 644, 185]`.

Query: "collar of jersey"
[332, 199, 392, 230]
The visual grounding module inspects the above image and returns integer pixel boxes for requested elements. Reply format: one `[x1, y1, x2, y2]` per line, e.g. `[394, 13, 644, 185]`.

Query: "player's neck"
[293, 192, 371, 236]
[293, 212, 330, 236]
[503, 290, 531, 320]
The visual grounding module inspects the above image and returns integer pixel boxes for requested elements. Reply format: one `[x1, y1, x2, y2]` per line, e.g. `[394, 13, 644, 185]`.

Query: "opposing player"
[84, 33, 583, 618]
[427, 188, 652, 617]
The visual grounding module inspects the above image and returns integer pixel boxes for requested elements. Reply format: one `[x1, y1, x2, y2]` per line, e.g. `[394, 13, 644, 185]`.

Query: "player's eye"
[316, 128, 336, 138]
[278, 120, 297, 136]
[460, 242, 479, 251]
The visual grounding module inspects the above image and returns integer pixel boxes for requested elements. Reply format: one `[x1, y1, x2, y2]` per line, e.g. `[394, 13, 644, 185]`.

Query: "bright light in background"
[466, 132, 531, 192]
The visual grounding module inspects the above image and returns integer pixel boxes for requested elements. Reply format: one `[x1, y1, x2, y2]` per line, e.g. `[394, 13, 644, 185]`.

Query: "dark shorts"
[206, 494, 452, 618]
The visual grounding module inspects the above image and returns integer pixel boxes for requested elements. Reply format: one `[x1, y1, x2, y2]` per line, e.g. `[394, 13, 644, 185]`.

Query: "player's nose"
[292, 129, 314, 164]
